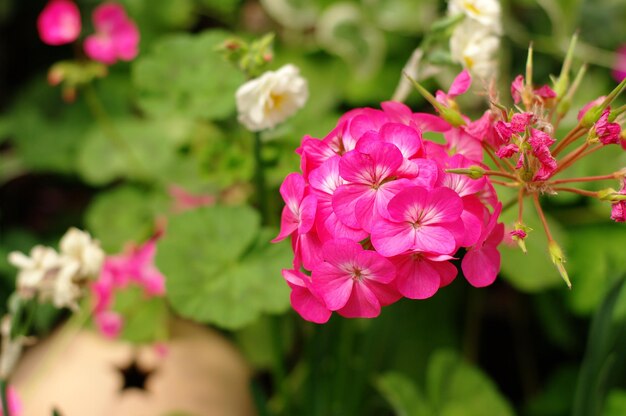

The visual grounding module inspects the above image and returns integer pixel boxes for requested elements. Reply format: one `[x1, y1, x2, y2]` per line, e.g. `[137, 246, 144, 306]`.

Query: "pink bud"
[37, 0, 81, 46]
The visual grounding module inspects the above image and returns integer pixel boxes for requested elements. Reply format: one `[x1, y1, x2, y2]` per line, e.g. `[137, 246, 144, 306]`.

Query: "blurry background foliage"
[1, 0, 626, 415]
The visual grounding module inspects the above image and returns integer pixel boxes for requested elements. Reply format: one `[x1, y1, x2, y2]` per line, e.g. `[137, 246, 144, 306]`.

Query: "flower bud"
[548, 240, 571, 289]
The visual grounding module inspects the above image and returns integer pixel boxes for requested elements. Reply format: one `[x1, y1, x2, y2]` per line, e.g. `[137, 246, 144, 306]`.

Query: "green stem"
[269, 316, 288, 414]
[253, 131, 269, 224]
[0, 379, 10, 416]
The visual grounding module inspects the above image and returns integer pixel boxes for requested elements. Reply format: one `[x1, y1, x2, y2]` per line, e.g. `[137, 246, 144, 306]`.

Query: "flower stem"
[484, 170, 518, 180]
[0, 379, 10, 416]
[554, 142, 588, 175]
[253, 131, 269, 224]
[552, 124, 585, 157]
[518, 188, 525, 223]
[532, 193, 554, 242]
[548, 174, 618, 185]
[491, 179, 519, 187]
[552, 186, 598, 198]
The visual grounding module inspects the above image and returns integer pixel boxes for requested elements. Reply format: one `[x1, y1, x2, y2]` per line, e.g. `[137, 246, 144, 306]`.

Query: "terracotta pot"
[11, 319, 256, 416]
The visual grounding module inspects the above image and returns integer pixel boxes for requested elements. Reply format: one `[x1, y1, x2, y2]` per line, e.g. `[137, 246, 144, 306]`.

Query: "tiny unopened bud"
[548, 240, 571, 289]
[263, 53, 273, 62]
[511, 223, 531, 254]
[581, 105, 602, 128]
[445, 166, 485, 179]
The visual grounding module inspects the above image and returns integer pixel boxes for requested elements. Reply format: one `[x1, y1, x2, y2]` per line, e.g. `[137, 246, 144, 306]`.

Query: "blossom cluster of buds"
[38, 0, 139, 101]
[91, 234, 166, 339]
[8, 228, 104, 310]
[274, 83, 503, 322]
[275, 36, 626, 322]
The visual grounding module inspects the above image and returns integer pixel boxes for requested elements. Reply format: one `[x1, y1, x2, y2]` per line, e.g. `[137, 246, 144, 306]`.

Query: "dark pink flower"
[312, 239, 398, 318]
[461, 203, 504, 287]
[84, 3, 139, 65]
[613, 45, 626, 82]
[282, 269, 331, 323]
[436, 69, 471, 107]
[511, 75, 556, 104]
[496, 143, 519, 159]
[333, 141, 411, 232]
[37, 0, 81, 46]
[391, 253, 456, 299]
[594, 109, 621, 145]
[528, 128, 557, 180]
[371, 186, 464, 257]
[273, 173, 317, 242]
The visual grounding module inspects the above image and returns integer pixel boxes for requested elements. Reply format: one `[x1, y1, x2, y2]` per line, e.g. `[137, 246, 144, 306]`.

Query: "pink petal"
[393, 255, 441, 299]
[412, 225, 457, 254]
[412, 113, 451, 133]
[448, 69, 471, 97]
[462, 245, 500, 287]
[511, 75, 524, 104]
[332, 182, 372, 229]
[84, 34, 118, 65]
[37, 0, 82, 46]
[312, 263, 354, 311]
[371, 218, 417, 257]
[95, 310, 123, 339]
[337, 282, 381, 318]
[378, 123, 423, 159]
[290, 285, 332, 323]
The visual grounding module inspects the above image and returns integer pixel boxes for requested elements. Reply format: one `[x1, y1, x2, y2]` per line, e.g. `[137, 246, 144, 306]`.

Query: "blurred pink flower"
[95, 310, 123, 339]
[168, 185, 215, 213]
[0, 386, 22, 416]
[37, 0, 81, 46]
[612, 45, 626, 82]
[84, 3, 139, 65]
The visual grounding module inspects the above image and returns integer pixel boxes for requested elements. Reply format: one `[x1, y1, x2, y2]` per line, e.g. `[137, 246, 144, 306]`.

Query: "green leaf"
[77, 117, 187, 186]
[375, 372, 432, 416]
[566, 225, 626, 315]
[132, 31, 245, 120]
[427, 350, 515, 416]
[603, 390, 626, 416]
[158, 206, 290, 329]
[573, 277, 626, 416]
[85, 185, 167, 253]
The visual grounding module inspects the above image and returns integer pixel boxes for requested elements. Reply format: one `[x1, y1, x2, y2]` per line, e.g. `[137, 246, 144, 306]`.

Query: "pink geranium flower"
[511, 75, 556, 104]
[371, 186, 464, 257]
[91, 235, 166, 339]
[462, 203, 504, 287]
[282, 269, 331, 323]
[436, 69, 471, 107]
[527, 128, 557, 180]
[84, 3, 139, 65]
[594, 109, 622, 145]
[273, 173, 317, 242]
[312, 239, 398, 318]
[37, 0, 81, 46]
[391, 253, 457, 299]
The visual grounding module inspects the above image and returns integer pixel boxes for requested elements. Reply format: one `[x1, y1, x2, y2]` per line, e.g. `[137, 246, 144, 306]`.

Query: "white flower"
[8, 246, 62, 298]
[236, 64, 308, 132]
[59, 227, 104, 280]
[450, 20, 500, 79]
[448, 0, 501, 32]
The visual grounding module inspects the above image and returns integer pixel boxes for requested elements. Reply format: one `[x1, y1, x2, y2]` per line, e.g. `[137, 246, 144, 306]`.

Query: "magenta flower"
[311, 239, 398, 318]
[333, 141, 411, 232]
[436, 69, 471, 107]
[273, 173, 317, 243]
[37, 0, 81, 46]
[91, 235, 166, 339]
[594, 109, 622, 145]
[391, 253, 457, 299]
[84, 3, 139, 65]
[371, 186, 464, 257]
[527, 128, 557, 180]
[613, 45, 626, 82]
[462, 203, 504, 287]
[282, 269, 331, 323]
[511, 75, 556, 104]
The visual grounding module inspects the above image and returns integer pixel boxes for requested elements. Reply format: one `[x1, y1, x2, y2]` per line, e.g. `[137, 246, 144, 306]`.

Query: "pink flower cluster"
[92, 236, 165, 338]
[38, 1, 139, 65]
[274, 72, 504, 323]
